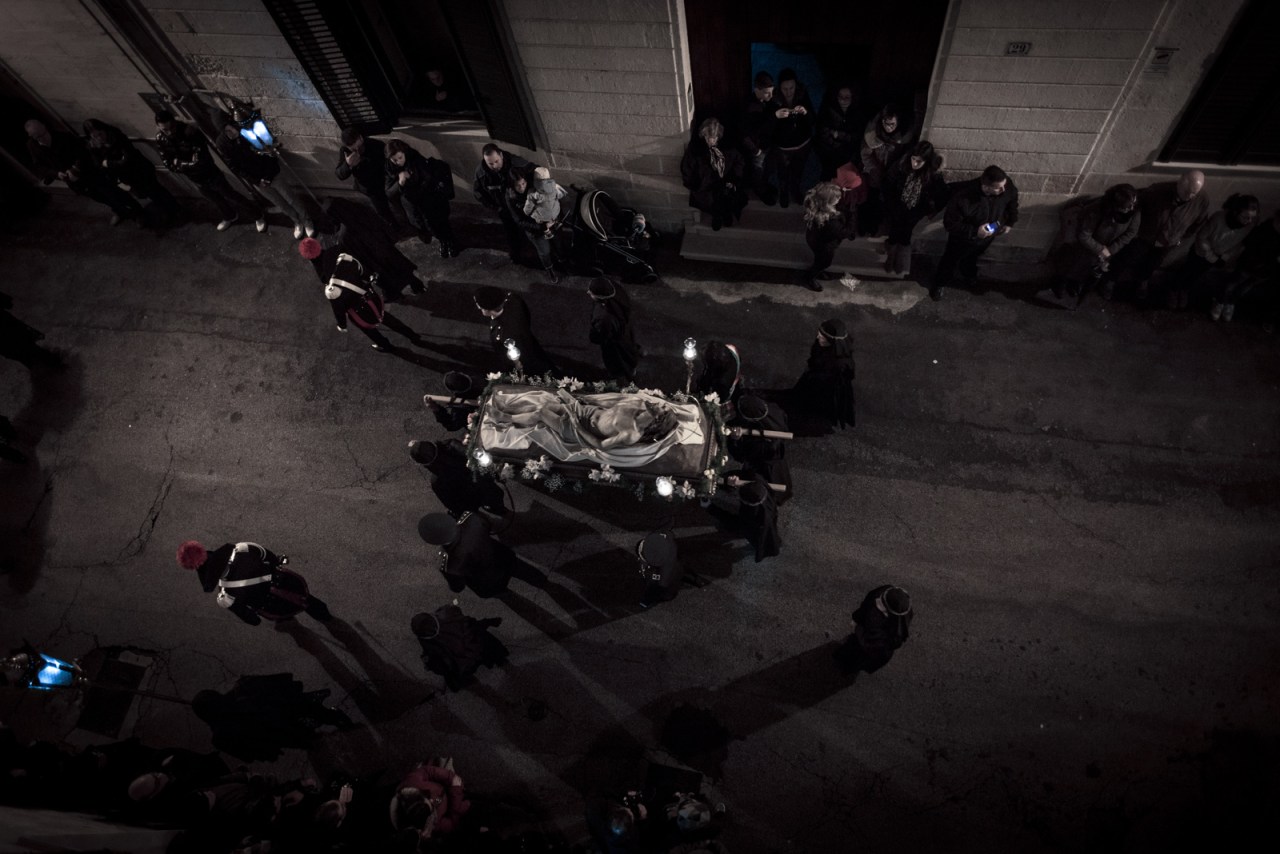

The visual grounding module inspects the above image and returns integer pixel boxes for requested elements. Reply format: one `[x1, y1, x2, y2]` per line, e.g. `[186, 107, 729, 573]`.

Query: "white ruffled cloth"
[480, 387, 704, 468]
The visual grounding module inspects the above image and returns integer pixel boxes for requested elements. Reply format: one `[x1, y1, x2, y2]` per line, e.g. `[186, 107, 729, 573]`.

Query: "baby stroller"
[559, 186, 660, 283]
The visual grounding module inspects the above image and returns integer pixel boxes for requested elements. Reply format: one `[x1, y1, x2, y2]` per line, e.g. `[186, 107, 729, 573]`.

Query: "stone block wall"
[922, 0, 1280, 261]
[140, 0, 340, 188]
[0, 0, 159, 136]
[504, 0, 695, 230]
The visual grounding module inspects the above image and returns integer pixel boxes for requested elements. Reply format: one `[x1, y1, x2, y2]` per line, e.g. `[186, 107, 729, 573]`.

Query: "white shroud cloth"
[479, 387, 704, 468]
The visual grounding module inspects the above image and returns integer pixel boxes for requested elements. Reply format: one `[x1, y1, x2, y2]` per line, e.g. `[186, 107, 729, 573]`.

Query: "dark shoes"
[545, 267, 560, 284]
[804, 276, 823, 292]
[711, 214, 723, 231]
[930, 286, 945, 302]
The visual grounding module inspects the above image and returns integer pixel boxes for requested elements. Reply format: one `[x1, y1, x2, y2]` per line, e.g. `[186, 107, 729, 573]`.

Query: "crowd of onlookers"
[679, 67, 1280, 325]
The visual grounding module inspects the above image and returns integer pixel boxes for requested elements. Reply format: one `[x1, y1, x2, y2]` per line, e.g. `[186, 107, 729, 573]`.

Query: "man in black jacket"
[739, 71, 783, 205]
[472, 143, 536, 262]
[154, 110, 262, 231]
[932, 164, 1019, 301]
[215, 121, 314, 238]
[334, 129, 393, 222]
[176, 540, 331, 626]
[834, 585, 913, 676]
[322, 251, 423, 352]
[84, 118, 181, 223]
[25, 119, 141, 224]
[726, 395, 792, 503]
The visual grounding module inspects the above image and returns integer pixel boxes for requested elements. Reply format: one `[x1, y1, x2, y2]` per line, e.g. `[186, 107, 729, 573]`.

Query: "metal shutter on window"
[262, 0, 398, 133]
[437, 0, 537, 150]
[1163, 0, 1280, 166]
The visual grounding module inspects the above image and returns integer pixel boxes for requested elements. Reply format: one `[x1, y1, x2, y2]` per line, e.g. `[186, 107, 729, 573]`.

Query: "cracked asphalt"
[2, 193, 1280, 853]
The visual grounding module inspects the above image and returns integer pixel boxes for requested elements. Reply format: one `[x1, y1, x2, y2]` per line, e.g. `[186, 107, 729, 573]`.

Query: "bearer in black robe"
[724, 471, 781, 563]
[426, 371, 478, 432]
[474, 286, 558, 377]
[587, 277, 642, 382]
[636, 530, 683, 609]
[410, 605, 508, 692]
[726, 394, 793, 503]
[408, 439, 505, 518]
[791, 318, 855, 432]
[696, 341, 742, 403]
[834, 585, 913, 676]
[419, 512, 544, 598]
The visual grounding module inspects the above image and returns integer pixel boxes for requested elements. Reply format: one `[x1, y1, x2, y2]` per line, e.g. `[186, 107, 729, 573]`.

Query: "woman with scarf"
[803, 180, 857, 292]
[680, 117, 747, 230]
[859, 104, 916, 235]
[791, 318, 855, 432]
[1052, 183, 1140, 304]
[881, 140, 948, 278]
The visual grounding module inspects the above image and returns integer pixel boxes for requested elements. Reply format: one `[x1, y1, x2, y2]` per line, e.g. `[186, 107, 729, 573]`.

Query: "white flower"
[703, 392, 720, 405]
[675, 480, 697, 499]
[589, 463, 620, 483]
[522, 455, 551, 480]
[486, 372, 503, 381]
[568, 380, 585, 392]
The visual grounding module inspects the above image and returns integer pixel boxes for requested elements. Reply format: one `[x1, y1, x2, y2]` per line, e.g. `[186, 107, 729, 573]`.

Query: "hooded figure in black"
[835, 585, 913, 675]
[637, 531, 684, 609]
[408, 439, 505, 518]
[474, 286, 558, 377]
[411, 606, 509, 691]
[696, 341, 742, 403]
[726, 395, 792, 503]
[419, 513, 528, 599]
[587, 277, 642, 382]
[791, 318, 855, 432]
[726, 472, 781, 563]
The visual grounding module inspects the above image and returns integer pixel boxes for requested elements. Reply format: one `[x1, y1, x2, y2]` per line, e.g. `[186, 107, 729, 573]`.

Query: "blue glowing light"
[33, 654, 77, 690]
[239, 128, 265, 150]
[251, 120, 274, 146]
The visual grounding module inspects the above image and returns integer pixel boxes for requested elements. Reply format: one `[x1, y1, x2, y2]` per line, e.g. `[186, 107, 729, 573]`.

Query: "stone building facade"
[1, 0, 1276, 259]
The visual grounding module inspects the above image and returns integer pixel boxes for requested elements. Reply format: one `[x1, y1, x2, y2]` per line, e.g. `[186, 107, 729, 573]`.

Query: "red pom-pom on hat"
[176, 540, 207, 570]
[298, 237, 323, 259]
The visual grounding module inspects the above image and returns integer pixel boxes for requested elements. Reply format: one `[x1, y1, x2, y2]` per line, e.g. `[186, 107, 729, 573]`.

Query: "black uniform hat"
[443, 371, 472, 395]
[408, 440, 438, 466]
[738, 479, 768, 506]
[737, 395, 768, 421]
[474, 286, 507, 311]
[417, 513, 459, 546]
[881, 586, 912, 616]
[819, 318, 848, 340]
[588, 277, 616, 299]
[636, 531, 677, 567]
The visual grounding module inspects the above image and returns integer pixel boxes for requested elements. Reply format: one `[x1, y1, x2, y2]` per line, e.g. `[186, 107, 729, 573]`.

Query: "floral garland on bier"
[462, 372, 731, 500]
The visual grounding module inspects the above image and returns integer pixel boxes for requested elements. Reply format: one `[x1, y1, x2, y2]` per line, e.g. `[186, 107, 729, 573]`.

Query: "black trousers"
[934, 234, 994, 288]
[78, 179, 142, 217]
[195, 172, 263, 221]
[807, 231, 842, 276]
[354, 312, 419, 348]
[402, 195, 456, 247]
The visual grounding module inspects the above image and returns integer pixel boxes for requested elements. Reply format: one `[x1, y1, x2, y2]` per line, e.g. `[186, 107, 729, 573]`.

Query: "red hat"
[298, 237, 323, 259]
[176, 540, 207, 570]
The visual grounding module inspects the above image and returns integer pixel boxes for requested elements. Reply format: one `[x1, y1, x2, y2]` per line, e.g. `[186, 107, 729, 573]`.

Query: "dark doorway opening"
[686, 0, 949, 138]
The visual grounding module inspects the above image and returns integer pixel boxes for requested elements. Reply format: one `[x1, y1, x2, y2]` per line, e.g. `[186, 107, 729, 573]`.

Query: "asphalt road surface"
[2, 194, 1279, 853]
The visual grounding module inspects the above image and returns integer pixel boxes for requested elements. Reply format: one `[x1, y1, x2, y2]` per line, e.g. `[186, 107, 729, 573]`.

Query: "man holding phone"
[931, 164, 1020, 302]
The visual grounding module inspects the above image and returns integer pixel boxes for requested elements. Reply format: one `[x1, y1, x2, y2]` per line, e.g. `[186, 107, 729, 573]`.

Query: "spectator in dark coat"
[814, 84, 860, 180]
[802, 181, 856, 292]
[835, 585, 913, 676]
[154, 109, 262, 230]
[680, 117, 747, 230]
[931, 164, 1019, 301]
[334, 128, 393, 221]
[881, 140, 947, 278]
[1053, 183, 1140, 304]
[1178, 193, 1258, 314]
[588, 277, 642, 382]
[386, 138, 458, 257]
[858, 104, 916, 235]
[215, 120, 313, 238]
[83, 118, 181, 223]
[25, 119, 141, 224]
[739, 71, 782, 205]
[771, 68, 814, 208]
[473, 142, 536, 261]
[505, 168, 561, 282]
[1106, 169, 1209, 302]
[1217, 207, 1280, 326]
